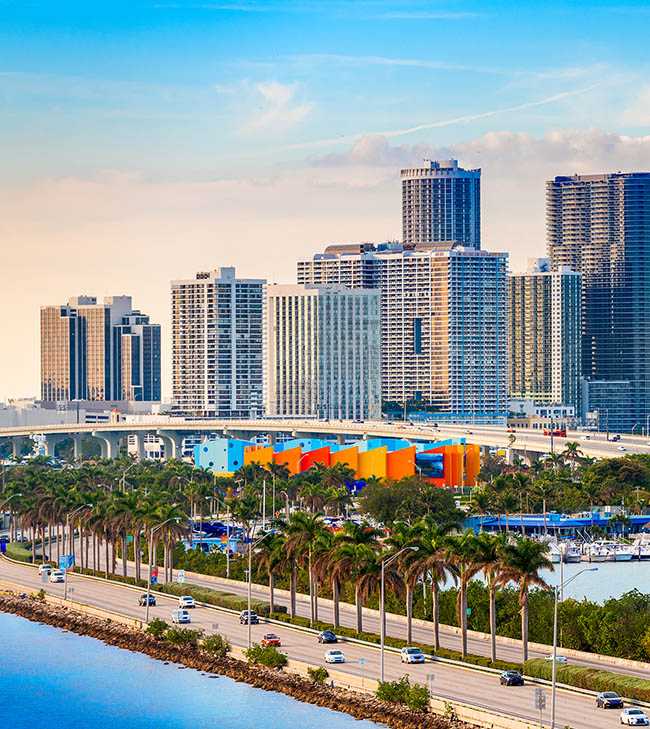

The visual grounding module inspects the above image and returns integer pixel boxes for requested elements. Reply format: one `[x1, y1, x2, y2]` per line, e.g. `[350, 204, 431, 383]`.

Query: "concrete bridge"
[0, 418, 647, 462]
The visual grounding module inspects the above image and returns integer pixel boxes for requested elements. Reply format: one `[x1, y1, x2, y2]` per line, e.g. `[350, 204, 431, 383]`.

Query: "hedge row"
[269, 611, 520, 672]
[5, 542, 32, 563]
[524, 659, 650, 702]
[72, 567, 285, 617]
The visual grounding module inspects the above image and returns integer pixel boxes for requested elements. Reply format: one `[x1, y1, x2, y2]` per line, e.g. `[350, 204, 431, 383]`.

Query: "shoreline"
[0, 591, 467, 729]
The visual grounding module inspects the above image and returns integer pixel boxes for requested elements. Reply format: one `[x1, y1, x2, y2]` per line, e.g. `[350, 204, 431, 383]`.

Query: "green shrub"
[307, 666, 329, 685]
[202, 633, 231, 658]
[524, 659, 650, 702]
[245, 643, 288, 669]
[376, 675, 430, 711]
[34, 588, 46, 602]
[146, 618, 169, 639]
[406, 682, 431, 712]
[6, 542, 32, 563]
[164, 627, 204, 648]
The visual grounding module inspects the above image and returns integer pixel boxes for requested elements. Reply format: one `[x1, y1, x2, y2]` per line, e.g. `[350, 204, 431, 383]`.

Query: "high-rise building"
[41, 296, 161, 403]
[171, 267, 264, 417]
[298, 243, 508, 423]
[547, 171, 650, 431]
[401, 159, 481, 250]
[508, 258, 581, 410]
[265, 285, 381, 420]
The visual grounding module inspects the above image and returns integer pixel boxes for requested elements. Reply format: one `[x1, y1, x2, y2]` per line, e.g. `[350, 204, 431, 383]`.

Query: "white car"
[49, 569, 65, 583]
[620, 709, 649, 726]
[171, 609, 191, 624]
[38, 564, 53, 575]
[618, 446, 626, 451]
[324, 649, 346, 664]
[400, 647, 425, 664]
[178, 595, 196, 609]
[544, 654, 568, 665]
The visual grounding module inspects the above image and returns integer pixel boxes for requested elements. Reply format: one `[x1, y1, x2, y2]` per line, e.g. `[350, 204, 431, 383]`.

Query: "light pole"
[247, 531, 271, 649]
[64, 504, 92, 600]
[380, 546, 418, 682]
[145, 516, 181, 623]
[120, 461, 137, 492]
[550, 567, 598, 729]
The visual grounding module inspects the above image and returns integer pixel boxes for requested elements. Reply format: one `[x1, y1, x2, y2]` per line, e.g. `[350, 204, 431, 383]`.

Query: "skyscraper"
[265, 285, 381, 420]
[298, 243, 508, 423]
[508, 258, 581, 410]
[40, 296, 161, 403]
[401, 159, 481, 249]
[547, 172, 650, 431]
[171, 267, 264, 417]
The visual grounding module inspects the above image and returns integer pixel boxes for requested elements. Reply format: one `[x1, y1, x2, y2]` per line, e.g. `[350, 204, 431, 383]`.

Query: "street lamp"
[550, 567, 598, 729]
[380, 546, 419, 682]
[120, 461, 138, 492]
[64, 504, 92, 600]
[247, 531, 272, 649]
[145, 516, 182, 623]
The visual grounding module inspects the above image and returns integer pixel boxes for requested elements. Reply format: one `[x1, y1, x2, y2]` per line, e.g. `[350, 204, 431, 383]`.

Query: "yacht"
[562, 543, 582, 563]
[583, 543, 610, 562]
[632, 537, 650, 560]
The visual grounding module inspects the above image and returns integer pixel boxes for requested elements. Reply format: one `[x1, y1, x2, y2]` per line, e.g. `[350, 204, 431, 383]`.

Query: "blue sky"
[1, 0, 650, 397]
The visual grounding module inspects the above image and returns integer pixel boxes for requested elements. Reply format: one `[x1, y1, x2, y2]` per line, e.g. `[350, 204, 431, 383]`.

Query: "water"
[540, 560, 650, 602]
[0, 612, 383, 729]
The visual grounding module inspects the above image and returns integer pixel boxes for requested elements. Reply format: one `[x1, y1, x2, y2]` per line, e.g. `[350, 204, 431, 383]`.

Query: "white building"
[298, 243, 508, 423]
[171, 267, 265, 418]
[265, 285, 381, 420]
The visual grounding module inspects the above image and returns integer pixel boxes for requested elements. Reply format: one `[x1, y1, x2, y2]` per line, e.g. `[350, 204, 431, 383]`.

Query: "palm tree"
[445, 530, 482, 659]
[498, 537, 553, 661]
[284, 511, 327, 624]
[474, 532, 508, 663]
[331, 542, 380, 633]
[562, 442, 583, 475]
[255, 532, 285, 614]
[385, 521, 419, 643]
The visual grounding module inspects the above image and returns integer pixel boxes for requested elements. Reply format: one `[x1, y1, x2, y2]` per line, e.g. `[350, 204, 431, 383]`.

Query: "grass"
[5, 542, 32, 563]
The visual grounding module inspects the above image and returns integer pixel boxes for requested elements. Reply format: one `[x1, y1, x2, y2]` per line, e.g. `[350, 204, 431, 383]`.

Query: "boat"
[632, 537, 650, 560]
[583, 543, 610, 562]
[562, 543, 582, 563]
[612, 543, 635, 562]
[546, 543, 562, 564]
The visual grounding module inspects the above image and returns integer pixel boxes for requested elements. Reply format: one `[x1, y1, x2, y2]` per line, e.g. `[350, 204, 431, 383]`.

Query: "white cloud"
[246, 81, 313, 132]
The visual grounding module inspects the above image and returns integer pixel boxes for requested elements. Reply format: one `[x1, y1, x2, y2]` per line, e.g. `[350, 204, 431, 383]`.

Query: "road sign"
[427, 673, 435, 693]
[59, 554, 74, 570]
[358, 657, 366, 667]
[41, 570, 48, 583]
[466, 607, 472, 617]
[176, 570, 186, 584]
[150, 566, 158, 585]
[534, 688, 547, 711]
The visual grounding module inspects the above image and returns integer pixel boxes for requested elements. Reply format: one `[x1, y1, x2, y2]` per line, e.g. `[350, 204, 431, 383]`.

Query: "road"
[0, 555, 628, 729]
[64, 538, 649, 679]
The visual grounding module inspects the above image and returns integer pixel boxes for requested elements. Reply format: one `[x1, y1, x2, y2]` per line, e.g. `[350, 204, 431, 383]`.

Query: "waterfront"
[540, 560, 650, 602]
[0, 612, 383, 729]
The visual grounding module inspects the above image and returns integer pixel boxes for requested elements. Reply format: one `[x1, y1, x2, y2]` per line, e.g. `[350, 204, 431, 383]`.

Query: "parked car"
[544, 654, 568, 664]
[171, 609, 191, 624]
[260, 633, 281, 647]
[138, 594, 156, 607]
[38, 564, 53, 575]
[178, 595, 196, 609]
[400, 647, 425, 664]
[620, 709, 649, 726]
[500, 670, 524, 686]
[318, 630, 338, 644]
[49, 569, 65, 583]
[239, 610, 259, 625]
[324, 649, 346, 664]
[596, 692, 623, 709]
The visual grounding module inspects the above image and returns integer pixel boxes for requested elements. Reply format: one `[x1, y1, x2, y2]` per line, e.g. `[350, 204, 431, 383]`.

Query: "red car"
[261, 633, 281, 648]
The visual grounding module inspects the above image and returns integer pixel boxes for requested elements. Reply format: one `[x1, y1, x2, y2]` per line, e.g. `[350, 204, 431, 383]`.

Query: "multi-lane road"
[0, 556, 633, 729]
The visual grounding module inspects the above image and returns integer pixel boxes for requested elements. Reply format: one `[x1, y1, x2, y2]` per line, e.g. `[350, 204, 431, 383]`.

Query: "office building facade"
[41, 296, 160, 403]
[171, 267, 264, 417]
[401, 159, 481, 250]
[298, 243, 508, 423]
[508, 258, 581, 410]
[547, 172, 650, 431]
[265, 285, 381, 420]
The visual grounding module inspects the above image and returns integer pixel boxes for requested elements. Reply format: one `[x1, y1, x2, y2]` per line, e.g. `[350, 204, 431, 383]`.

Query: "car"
[178, 595, 196, 609]
[138, 594, 156, 607]
[611, 434, 621, 442]
[620, 709, 649, 726]
[171, 609, 191, 624]
[581, 434, 591, 441]
[596, 692, 623, 709]
[38, 563, 53, 575]
[618, 446, 626, 451]
[324, 649, 346, 664]
[544, 654, 568, 664]
[49, 569, 65, 583]
[318, 630, 338, 644]
[500, 670, 524, 686]
[260, 633, 281, 647]
[400, 647, 425, 664]
[239, 610, 259, 625]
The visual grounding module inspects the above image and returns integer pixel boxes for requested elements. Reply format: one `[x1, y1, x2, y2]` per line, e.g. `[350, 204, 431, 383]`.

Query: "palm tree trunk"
[122, 533, 128, 577]
[39, 526, 45, 562]
[460, 578, 468, 659]
[489, 583, 497, 663]
[406, 584, 413, 644]
[56, 524, 61, 562]
[31, 527, 36, 563]
[48, 523, 53, 561]
[432, 581, 440, 651]
[308, 550, 315, 625]
[104, 538, 109, 579]
[268, 572, 275, 614]
[332, 577, 340, 628]
[314, 581, 319, 623]
[85, 530, 90, 570]
[290, 561, 297, 617]
[521, 588, 529, 662]
[134, 533, 141, 582]
[355, 584, 363, 633]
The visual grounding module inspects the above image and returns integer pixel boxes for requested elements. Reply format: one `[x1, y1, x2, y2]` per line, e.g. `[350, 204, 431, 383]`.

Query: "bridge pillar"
[72, 434, 83, 461]
[157, 430, 184, 460]
[92, 431, 123, 460]
[133, 432, 147, 461]
[11, 436, 30, 460]
[43, 434, 70, 459]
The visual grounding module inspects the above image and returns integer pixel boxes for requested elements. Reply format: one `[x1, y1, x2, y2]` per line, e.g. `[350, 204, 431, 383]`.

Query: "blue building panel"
[195, 437, 254, 474]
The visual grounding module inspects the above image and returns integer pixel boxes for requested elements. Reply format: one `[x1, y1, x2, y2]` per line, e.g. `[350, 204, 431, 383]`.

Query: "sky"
[2, 0, 650, 400]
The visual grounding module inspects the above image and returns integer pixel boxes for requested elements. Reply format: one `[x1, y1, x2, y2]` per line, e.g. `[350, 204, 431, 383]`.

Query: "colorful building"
[195, 435, 480, 487]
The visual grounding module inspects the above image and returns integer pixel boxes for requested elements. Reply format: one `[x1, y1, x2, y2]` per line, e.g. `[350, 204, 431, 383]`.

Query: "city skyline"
[3, 0, 650, 400]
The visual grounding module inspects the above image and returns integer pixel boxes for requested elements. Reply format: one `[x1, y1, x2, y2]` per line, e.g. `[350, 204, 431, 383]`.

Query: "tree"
[445, 530, 482, 658]
[474, 532, 508, 662]
[499, 537, 553, 661]
[284, 511, 327, 624]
